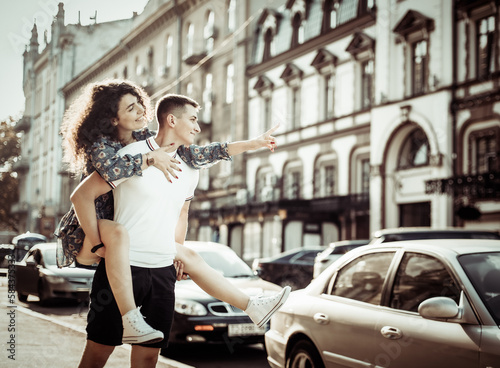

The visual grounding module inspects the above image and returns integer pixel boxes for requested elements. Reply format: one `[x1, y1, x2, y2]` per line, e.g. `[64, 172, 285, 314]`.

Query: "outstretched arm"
[70, 171, 112, 247]
[227, 124, 279, 156]
[178, 123, 280, 169]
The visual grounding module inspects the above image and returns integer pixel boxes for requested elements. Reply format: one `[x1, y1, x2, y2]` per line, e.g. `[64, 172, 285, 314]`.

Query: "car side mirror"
[418, 296, 459, 319]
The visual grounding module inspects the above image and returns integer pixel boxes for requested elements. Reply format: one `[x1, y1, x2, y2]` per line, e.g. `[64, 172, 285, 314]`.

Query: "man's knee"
[131, 345, 160, 368]
[78, 340, 115, 368]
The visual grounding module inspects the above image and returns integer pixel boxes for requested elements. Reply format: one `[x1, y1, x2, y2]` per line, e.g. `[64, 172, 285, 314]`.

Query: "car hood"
[175, 276, 281, 301]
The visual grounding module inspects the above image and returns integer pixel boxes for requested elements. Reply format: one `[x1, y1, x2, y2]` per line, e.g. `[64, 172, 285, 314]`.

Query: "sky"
[0, 0, 149, 122]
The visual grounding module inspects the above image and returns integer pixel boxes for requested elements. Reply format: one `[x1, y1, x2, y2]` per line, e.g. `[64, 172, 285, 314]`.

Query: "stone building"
[14, 0, 499, 260]
[13, 3, 134, 238]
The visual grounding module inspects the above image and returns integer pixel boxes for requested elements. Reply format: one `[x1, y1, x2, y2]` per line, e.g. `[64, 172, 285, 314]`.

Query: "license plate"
[228, 323, 265, 337]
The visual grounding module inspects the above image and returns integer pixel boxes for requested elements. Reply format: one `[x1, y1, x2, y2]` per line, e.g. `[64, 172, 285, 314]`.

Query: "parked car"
[166, 241, 282, 348]
[12, 232, 47, 262]
[369, 227, 500, 244]
[252, 246, 327, 290]
[15, 242, 95, 304]
[313, 239, 370, 278]
[266, 239, 500, 368]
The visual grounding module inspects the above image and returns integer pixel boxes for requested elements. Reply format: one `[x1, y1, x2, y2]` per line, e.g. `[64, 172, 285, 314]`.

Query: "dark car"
[15, 242, 95, 304]
[166, 241, 282, 348]
[313, 239, 371, 278]
[12, 232, 47, 262]
[252, 246, 327, 290]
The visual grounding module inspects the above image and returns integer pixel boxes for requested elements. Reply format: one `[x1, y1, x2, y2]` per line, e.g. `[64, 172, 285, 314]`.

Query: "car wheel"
[287, 340, 324, 368]
[17, 291, 28, 302]
[38, 280, 50, 305]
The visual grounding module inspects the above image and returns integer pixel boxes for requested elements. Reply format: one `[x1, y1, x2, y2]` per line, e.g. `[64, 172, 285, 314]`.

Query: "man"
[73, 94, 285, 367]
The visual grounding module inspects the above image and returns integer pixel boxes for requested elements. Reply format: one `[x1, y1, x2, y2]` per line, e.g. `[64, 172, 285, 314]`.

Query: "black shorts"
[86, 259, 176, 349]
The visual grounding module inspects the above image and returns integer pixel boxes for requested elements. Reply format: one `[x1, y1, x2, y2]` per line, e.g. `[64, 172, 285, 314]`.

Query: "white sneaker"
[245, 286, 291, 328]
[122, 307, 164, 344]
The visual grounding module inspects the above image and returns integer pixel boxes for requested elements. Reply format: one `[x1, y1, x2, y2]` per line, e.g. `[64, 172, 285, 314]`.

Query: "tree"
[0, 118, 21, 231]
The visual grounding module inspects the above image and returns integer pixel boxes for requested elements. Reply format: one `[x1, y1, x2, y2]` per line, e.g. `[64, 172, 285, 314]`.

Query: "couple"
[57, 79, 290, 367]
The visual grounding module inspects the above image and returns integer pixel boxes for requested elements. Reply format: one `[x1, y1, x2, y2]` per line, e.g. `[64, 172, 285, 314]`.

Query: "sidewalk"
[0, 288, 194, 367]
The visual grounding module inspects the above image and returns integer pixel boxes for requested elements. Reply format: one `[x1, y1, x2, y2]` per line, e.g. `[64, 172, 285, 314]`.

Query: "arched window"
[398, 128, 430, 169]
[186, 23, 194, 56]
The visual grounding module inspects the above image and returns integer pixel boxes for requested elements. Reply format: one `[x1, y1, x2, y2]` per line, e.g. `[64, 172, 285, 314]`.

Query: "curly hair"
[60, 79, 152, 175]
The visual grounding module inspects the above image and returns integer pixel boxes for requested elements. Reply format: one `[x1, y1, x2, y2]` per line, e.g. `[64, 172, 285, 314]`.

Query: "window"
[264, 96, 272, 131]
[291, 87, 301, 130]
[325, 74, 335, 119]
[123, 66, 128, 79]
[291, 12, 305, 47]
[147, 47, 154, 77]
[227, 0, 236, 33]
[361, 59, 373, 109]
[165, 35, 173, 68]
[361, 158, 370, 194]
[322, 0, 338, 32]
[476, 16, 495, 79]
[398, 128, 430, 169]
[256, 168, 275, 202]
[263, 28, 274, 62]
[399, 202, 431, 227]
[390, 253, 461, 312]
[285, 171, 301, 199]
[330, 252, 395, 305]
[225, 63, 234, 104]
[315, 162, 335, 198]
[204, 10, 215, 53]
[412, 40, 428, 95]
[186, 82, 193, 97]
[186, 23, 194, 57]
[202, 73, 213, 123]
[470, 128, 499, 174]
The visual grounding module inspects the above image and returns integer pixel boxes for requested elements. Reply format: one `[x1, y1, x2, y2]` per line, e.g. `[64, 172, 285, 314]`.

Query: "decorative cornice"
[393, 9, 434, 40]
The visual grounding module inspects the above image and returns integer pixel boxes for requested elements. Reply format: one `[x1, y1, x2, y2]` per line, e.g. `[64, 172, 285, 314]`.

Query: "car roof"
[328, 239, 370, 248]
[372, 227, 500, 237]
[184, 241, 233, 252]
[362, 238, 500, 256]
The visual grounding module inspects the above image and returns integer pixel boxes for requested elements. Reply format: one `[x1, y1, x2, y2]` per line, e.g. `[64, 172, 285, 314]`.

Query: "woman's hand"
[149, 145, 182, 182]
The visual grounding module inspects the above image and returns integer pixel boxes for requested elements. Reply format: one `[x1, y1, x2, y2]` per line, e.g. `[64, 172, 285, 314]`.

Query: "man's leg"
[78, 340, 115, 368]
[130, 345, 161, 368]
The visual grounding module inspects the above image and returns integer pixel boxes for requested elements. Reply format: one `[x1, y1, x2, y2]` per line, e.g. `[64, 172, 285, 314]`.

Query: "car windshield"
[459, 252, 500, 325]
[198, 250, 254, 278]
[42, 248, 57, 266]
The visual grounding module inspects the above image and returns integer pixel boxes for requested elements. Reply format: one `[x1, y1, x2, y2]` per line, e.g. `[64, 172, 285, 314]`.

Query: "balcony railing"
[425, 172, 500, 200]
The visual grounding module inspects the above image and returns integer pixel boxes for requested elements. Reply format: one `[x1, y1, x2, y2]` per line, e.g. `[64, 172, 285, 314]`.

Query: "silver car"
[266, 239, 500, 368]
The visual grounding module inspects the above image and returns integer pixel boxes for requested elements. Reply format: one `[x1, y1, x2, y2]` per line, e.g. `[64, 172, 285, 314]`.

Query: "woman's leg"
[76, 219, 135, 315]
[76, 220, 163, 344]
[175, 243, 249, 310]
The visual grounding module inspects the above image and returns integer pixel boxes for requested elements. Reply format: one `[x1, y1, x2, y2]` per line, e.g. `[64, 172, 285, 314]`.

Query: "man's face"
[173, 104, 201, 145]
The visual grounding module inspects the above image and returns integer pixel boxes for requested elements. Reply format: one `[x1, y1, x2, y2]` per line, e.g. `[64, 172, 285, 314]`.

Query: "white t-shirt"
[109, 137, 199, 268]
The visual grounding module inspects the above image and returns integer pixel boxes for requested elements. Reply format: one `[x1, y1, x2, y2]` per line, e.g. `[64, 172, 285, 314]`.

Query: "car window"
[459, 252, 500, 324]
[390, 252, 461, 312]
[329, 252, 395, 305]
[293, 250, 321, 263]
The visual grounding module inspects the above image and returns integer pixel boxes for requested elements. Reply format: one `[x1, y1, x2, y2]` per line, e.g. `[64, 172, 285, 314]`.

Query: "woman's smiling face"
[114, 93, 146, 139]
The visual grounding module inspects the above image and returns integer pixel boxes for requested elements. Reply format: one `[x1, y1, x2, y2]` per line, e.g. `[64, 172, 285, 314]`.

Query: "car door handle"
[380, 326, 402, 340]
[313, 313, 329, 325]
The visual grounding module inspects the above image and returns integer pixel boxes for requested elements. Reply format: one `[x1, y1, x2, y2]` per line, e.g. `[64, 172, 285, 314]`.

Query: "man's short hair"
[156, 94, 200, 126]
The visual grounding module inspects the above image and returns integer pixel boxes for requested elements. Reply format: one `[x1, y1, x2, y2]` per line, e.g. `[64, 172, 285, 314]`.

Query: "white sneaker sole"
[256, 286, 291, 328]
[122, 332, 164, 345]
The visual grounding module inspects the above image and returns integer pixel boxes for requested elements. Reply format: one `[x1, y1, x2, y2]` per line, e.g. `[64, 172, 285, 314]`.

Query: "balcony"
[11, 202, 29, 215]
[425, 172, 500, 200]
[15, 116, 31, 132]
[13, 157, 30, 173]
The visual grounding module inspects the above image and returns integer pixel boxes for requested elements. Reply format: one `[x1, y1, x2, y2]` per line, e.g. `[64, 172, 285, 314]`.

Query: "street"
[0, 279, 270, 367]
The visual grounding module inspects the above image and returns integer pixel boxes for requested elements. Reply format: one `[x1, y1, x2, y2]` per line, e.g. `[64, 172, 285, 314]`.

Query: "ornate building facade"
[14, 0, 499, 261]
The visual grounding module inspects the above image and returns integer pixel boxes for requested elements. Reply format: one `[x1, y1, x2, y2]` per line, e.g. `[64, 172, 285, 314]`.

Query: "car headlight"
[175, 299, 208, 316]
[45, 275, 66, 284]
